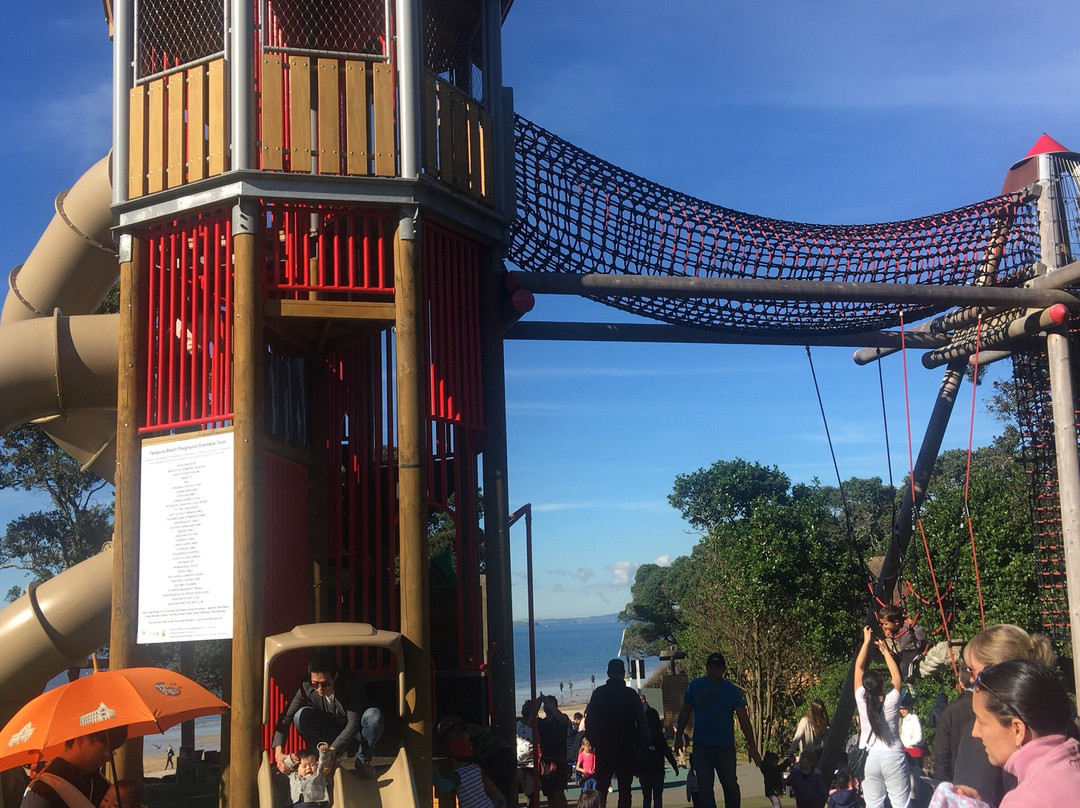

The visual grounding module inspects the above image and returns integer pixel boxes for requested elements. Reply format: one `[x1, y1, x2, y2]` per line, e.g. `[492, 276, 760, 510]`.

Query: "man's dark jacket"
[271, 669, 370, 752]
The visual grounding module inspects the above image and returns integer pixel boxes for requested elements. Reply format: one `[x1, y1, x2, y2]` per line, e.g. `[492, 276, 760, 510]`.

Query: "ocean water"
[512, 621, 658, 709]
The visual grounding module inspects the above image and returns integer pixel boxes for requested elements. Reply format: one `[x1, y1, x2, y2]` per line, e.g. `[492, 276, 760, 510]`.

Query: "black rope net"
[510, 114, 1041, 334]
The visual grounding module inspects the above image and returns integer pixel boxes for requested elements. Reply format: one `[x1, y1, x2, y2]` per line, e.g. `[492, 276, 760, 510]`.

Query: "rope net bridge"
[508, 114, 1080, 640]
[509, 114, 1042, 334]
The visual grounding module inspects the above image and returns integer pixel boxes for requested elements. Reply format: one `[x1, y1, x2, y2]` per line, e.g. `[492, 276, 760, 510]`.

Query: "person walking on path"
[584, 659, 649, 808]
[674, 652, 763, 808]
[638, 704, 679, 808]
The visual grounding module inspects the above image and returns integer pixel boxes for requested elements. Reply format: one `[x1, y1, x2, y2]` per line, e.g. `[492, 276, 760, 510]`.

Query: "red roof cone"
[1002, 134, 1078, 194]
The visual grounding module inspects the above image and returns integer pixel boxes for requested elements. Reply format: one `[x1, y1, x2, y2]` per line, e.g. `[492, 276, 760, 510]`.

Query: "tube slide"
[2, 154, 121, 481]
[0, 154, 121, 725]
[0, 548, 112, 725]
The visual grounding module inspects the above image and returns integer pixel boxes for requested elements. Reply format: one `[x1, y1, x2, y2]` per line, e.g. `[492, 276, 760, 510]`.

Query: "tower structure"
[108, 1, 517, 804]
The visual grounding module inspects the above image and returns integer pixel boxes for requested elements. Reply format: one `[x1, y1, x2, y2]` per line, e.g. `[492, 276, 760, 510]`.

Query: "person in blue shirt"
[674, 652, 763, 808]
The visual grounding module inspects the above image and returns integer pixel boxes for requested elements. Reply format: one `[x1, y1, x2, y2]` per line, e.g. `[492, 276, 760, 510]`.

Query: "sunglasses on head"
[973, 667, 1026, 726]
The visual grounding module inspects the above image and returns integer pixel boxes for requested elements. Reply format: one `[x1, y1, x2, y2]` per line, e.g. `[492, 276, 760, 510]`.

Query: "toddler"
[827, 769, 865, 808]
[760, 751, 792, 808]
[284, 747, 331, 807]
[785, 750, 827, 808]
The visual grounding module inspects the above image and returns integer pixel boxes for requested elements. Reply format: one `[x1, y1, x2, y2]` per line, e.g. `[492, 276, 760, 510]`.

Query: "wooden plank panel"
[186, 64, 208, 181]
[166, 71, 185, 188]
[420, 71, 438, 176]
[479, 106, 494, 205]
[344, 60, 370, 175]
[207, 58, 227, 175]
[436, 82, 453, 185]
[147, 77, 166, 194]
[289, 55, 312, 172]
[128, 84, 148, 199]
[466, 99, 482, 199]
[317, 58, 341, 175]
[372, 62, 396, 176]
[260, 54, 285, 171]
[450, 90, 468, 190]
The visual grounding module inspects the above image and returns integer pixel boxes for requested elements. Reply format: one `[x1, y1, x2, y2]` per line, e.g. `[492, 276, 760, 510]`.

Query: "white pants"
[863, 749, 910, 808]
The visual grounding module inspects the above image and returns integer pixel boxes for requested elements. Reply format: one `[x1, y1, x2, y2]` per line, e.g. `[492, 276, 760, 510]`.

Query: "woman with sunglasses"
[853, 625, 909, 808]
[971, 658, 1080, 806]
[932, 624, 1055, 806]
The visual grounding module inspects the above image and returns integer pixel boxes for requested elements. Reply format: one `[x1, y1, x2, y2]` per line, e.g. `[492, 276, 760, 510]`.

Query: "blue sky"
[1, 4, 1079, 619]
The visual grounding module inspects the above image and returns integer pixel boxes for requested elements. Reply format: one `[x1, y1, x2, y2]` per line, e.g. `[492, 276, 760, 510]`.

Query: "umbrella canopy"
[0, 667, 228, 771]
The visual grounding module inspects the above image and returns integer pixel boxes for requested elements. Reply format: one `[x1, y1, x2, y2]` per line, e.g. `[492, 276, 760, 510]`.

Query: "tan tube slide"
[0, 155, 121, 725]
[2, 154, 120, 481]
[0, 547, 112, 724]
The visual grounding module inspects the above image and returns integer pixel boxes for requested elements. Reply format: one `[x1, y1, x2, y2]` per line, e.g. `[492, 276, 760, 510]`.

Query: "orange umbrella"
[0, 667, 228, 771]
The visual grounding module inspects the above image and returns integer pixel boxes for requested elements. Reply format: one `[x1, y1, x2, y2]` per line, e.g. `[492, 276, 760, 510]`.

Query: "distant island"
[513, 613, 620, 626]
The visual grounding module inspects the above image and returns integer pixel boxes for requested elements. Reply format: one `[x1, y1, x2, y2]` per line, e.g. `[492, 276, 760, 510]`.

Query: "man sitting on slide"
[272, 652, 384, 779]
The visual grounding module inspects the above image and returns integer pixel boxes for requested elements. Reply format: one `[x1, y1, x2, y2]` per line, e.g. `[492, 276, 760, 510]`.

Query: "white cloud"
[652, 555, 671, 567]
[609, 561, 638, 587]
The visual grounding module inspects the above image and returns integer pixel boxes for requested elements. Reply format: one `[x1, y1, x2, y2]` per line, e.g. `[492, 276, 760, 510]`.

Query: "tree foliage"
[0, 425, 113, 598]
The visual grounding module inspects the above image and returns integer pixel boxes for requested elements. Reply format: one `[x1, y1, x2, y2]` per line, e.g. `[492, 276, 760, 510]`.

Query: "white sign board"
[137, 430, 234, 643]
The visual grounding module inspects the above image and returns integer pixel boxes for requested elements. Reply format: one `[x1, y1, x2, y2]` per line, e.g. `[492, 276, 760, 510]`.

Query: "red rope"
[899, 312, 960, 684]
[963, 315, 988, 630]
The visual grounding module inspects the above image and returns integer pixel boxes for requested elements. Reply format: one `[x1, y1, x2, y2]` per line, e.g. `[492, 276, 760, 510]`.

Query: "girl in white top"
[853, 625, 909, 808]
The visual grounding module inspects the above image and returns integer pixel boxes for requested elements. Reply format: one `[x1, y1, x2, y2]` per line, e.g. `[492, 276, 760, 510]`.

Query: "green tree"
[667, 460, 865, 748]
[618, 559, 691, 657]
[0, 425, 113, 599]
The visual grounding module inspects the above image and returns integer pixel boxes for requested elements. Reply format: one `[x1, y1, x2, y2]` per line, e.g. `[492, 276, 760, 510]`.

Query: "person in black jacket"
[584, 659, 649, 808]
[272, 651, 384, 778]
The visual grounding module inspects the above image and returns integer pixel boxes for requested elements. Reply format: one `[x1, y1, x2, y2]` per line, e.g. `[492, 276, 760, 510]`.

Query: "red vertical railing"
[421, 223, 485, 670]
[142, 209, 234, 433]
[264, 204, 394, 298]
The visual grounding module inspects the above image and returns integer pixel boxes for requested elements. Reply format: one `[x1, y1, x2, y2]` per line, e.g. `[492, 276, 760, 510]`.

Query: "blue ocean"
[512, 620, 658, 709]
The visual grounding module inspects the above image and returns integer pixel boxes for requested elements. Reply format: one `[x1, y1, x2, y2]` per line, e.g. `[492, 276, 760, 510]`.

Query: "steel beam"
[508, 271, 1079, 308]
[506, 320, 950, 348]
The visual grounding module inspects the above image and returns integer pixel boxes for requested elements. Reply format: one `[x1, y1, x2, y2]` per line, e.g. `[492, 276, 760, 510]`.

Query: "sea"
[512, 619, 658, 709]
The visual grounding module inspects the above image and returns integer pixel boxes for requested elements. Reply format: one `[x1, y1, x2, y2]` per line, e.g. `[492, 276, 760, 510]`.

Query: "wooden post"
[1037, 155, 1080, 689]
[227, 200, 265, 808]
[394, 208, 432, 807]
[111, 232, 148, 778]
[479, 253, 515, 740]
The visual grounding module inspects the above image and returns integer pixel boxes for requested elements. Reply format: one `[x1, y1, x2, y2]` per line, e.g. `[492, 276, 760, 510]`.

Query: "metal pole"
[394, 207, 432, 807]
[394, 0, 422, 179]
[228, 199, 264, 808]
[480, 255, 516, 739]
[1037, 154, 1080, 689]
[507, 320, 950, 349]
[508, 270, 1078, 308]
[112, 0, 134, 204]
[509, 503, 538, 808]
[921, 305, 1071, 368]
[230, 0, 254, 170]
[819, 360, 967, 778]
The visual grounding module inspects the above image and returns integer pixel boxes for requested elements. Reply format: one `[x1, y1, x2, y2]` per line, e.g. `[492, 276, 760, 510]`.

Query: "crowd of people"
[760, 617, 1080, 808]
[432, 615, 1080, 808]
[19, 618, 1078, 808]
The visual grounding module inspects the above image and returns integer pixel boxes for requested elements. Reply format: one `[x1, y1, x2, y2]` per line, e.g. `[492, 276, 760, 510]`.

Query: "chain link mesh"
[262, 0, 387, 58]
[136, 0, 225, 80]
[510, 115, 1042, 334]
[423, 0, 484, 102]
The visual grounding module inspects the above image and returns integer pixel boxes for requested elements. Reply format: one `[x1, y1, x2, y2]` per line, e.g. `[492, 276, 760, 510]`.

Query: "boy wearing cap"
[674, 652, 763, 808]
